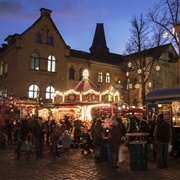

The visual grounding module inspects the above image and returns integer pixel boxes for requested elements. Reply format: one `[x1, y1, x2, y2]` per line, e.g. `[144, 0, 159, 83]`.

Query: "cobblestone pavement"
[0, 143, 180, 180]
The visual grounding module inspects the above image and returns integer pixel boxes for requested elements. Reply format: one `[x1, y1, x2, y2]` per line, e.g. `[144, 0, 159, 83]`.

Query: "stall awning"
[145, 87, 180, 102]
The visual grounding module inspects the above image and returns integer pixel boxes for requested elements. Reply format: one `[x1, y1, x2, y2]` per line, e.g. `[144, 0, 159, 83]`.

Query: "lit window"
[0, 88, 2, 98]
[46, 86, 55, 99]
[31, 53, 39, 70]
[69, 66, 75, 80]
[0, 61, 3, 75]
[105, 72, 110, 83]
[3, 88, 7, 97]
[48, 55, 56, 72]
[28, 84, 39, 98]
[36, 32, 41, 43]
[98, 72, 103, 83]
[117, 80, 121, 84]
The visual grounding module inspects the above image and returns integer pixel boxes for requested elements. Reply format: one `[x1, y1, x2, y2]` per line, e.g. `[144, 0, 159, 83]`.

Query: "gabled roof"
[12, 8, 68, 48]
[124, 43, 178, 62]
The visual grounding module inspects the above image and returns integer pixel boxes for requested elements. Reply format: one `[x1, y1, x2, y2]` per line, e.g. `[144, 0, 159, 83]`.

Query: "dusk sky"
[0, 0, 160, 54]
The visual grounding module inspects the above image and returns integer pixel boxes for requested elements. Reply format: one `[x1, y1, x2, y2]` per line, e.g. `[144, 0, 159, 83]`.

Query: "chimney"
[40, 8, 52, 17]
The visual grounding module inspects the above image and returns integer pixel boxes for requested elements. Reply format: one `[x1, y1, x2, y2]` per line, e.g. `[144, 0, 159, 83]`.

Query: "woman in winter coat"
[50, 124, 62, 159]
[91, 119, 105, 163]
[109, 119, 122, 168]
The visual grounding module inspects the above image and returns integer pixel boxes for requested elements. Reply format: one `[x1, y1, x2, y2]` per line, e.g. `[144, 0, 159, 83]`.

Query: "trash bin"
[129, 141, 148, 171]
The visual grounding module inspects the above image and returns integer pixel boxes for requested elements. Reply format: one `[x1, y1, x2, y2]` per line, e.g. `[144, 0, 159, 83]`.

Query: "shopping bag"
[118, 146, 125, 163]
[21, 140, 30, 152]
[168, 144, 172, 153]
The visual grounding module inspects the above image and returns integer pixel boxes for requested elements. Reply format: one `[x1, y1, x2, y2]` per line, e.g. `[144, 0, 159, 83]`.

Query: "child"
[61, 130, 72, 154]
[81, 128, 93, 154]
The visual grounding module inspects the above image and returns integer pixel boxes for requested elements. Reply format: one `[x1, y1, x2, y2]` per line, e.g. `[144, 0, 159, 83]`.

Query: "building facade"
[0, 8, 179, 123]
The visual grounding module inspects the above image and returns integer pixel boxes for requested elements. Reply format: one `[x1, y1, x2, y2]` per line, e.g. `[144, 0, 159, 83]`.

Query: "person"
[61, 130, 72, 154]
[91, 119, 105, 163]
[153, 114, 172, 168]
[32, 117, 47, 160]
[50, 124, 62, 159]
[5, 119, 13, 144]
[116, 117, 127, 140]
[139, 116, 149, 141]
[45, 117, 51, 145]
[0, 128, 6, 148]
[126, 116, 139, 147]
[81, 127, 93, 154]
[149, 115, 158, 160]
[16, 119, 31, 160]
[108, 119, 122, 169]
[64, 116, 73, 133]
[73, 117, 84, 148]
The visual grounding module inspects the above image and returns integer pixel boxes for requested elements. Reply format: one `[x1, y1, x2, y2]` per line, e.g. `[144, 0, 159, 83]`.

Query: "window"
[48, 55, 56, 72]
[31, 53, 39, 70]
[98, 72, 103, 83]
[47, 35, 53, 46]
[105, 72, 110, 83]
[35, 31, 41, 43]
[46, 86, 55, 99]
[0, 61, 3, 76]
[79, 68, 84, 80]
[4, 62, 8, 74]
[69, 66, 75, 80]
[3, 88, 7, 98]
[28, 84, 39, 98]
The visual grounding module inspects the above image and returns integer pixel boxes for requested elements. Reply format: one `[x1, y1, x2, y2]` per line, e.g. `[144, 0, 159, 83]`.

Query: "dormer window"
[47, 35, 53, 46]
[35, 31, 41, 43]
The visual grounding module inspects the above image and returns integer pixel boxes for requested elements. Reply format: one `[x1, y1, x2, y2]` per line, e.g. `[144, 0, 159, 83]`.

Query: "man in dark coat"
[153, 114, 171, 168]
[73, 118, 84, 148]
[32, 117, 46, 159]
[109, 119, 122, 168]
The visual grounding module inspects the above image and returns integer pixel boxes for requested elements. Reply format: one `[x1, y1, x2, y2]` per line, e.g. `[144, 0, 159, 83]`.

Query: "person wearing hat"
[50, 124, 63, 159]
[108, 119, 122, 169]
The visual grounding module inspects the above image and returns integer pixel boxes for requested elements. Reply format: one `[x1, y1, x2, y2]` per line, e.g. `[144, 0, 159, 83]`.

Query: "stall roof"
[145, 87, 180, 102]
[73, 77, 100, 92]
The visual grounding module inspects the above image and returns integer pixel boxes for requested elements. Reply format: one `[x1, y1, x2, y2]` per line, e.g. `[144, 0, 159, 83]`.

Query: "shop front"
[145, 87, 180, 156]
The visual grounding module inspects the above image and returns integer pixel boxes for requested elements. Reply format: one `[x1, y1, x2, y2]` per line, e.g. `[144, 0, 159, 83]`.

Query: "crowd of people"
[0, 113, 172, 169]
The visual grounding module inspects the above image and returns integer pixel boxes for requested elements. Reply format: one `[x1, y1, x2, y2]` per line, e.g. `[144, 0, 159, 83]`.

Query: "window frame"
[47, 55, 56, 72]
[31, 52, 40, 70]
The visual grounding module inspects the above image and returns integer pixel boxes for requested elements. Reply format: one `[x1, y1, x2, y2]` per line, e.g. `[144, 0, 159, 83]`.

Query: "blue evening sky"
[0, 0, 160, 54]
